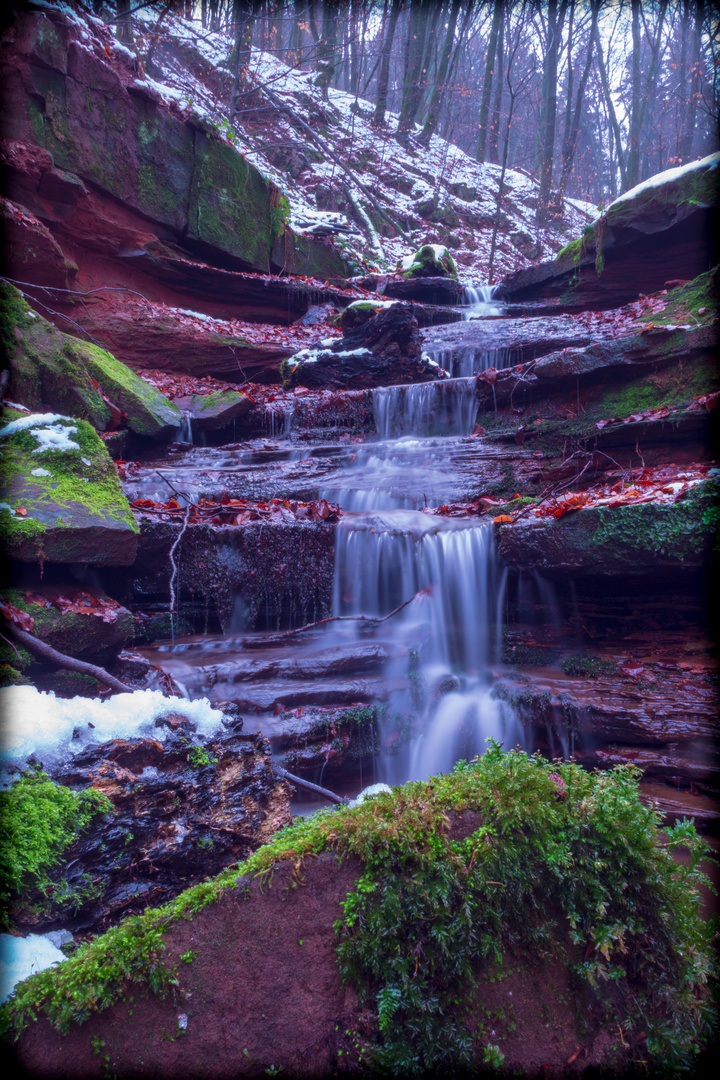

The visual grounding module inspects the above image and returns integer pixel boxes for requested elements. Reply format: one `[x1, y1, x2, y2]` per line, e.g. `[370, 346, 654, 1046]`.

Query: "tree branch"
[2, 621, 134, 695]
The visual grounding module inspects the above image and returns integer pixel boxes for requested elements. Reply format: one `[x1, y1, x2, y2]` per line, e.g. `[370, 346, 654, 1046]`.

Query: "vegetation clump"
[0, 769, 113, 928]
[561, 653, 618, 678]
[1, 749, 715, 1075]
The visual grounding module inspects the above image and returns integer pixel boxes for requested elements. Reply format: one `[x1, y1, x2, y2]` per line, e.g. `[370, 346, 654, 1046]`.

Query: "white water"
[372, 378, 477, 439]
[461, 283, 504, 320]
[331, 511, 524, 783]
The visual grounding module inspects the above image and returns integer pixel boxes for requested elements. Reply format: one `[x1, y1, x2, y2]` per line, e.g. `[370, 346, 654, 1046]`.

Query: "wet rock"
[10, 726, 292, 938]
[282, 303, 447, 390]
[1, 196, 76, 289]
[0, 414, 139, 567]
[382, 275, 464, 305]
[497, 481, 717, 576]
[500, 153, 719, 309]
[2, 586, 134, 659]
[270, 703, 380, 774]
[173, 391, 252, 432]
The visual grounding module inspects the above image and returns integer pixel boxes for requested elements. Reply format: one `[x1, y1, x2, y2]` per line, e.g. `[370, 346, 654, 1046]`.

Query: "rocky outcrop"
[7, 716, 291, 939]
[1, 283, 181, 439]
[499, 154, 719, 309]
[0, 413, 138, 566]
[496, 480, 717, 575]
[0, 8, 349, 281]
[282, 302, 446, 390]
[173, 390, 252, 433]
[1, 586, 134, 660]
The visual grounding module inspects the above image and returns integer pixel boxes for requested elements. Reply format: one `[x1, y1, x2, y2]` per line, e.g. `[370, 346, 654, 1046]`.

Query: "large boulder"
[500, 153, 719, 308]
[0, 283, 181, 440]
[0, 412, 139, 566]
[5, 751, 713, 1076]
[282, 302, 448, 389]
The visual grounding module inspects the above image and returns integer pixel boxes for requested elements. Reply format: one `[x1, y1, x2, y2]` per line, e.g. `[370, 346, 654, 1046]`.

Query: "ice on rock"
[0, 933, 66, 1003]
[0, 686, 226, 777]
[349, 782, 393, 808]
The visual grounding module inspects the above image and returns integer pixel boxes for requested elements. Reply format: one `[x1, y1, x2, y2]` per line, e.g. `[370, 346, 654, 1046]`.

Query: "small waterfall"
[372, 378, 477, 439]
[178, 412, 194, 444]
[423, 345, 519, 378]
[267, 399, 295, 438]
[332, 512, 522, 783]
[461, 283, 503, 320]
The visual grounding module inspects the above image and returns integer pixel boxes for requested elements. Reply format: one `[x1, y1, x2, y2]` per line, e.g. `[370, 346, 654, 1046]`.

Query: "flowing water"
[136, 289, 534, 788]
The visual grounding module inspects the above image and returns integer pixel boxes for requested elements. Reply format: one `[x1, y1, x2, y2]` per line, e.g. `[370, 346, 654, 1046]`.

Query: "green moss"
[402, 244, 458, 280]
[561, 654, 617, 678]
[592, 482, 719, 561]
[644, 268, 719, 328]
[0, 664, 32, 687]
[595, 355, 719, 418]
[2, 750, 715, 1074]
[556, 236, 583, 263]
[73, 340, 180, 439]
[0, 770, 113, 928]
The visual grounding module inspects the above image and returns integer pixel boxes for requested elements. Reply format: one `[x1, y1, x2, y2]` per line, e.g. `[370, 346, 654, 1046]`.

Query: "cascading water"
[331, 511, 523, 783]
[461, 283, 503, 319]
[372, 379, 478, 440]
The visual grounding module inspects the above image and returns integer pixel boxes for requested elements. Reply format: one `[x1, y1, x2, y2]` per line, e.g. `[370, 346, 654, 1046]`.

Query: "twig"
[2, 621, 133, 694]
[241, 588, 429, 647]
[271, 763, 348, 806]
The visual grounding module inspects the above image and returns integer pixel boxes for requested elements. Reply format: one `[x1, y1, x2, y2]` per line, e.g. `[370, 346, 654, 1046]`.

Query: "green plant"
[561, 654, 617, 678]
[483, 1043, 505, 1068]
[187, 746, 218, 769]
[0, 770, 113, 926]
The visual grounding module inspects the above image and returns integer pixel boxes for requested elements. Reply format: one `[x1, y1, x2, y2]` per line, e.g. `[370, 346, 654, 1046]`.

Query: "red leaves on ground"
[532, 463, 712, 520]
[0, 601, 34, 632]
[23, 589, 122, 623]
[130, 495, 342, 526]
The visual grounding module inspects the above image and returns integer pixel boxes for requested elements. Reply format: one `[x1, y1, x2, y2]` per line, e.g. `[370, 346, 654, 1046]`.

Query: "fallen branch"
[241, 588, 428, 647]
[272, 763, 348, 806]
[2, 620, 133, 694]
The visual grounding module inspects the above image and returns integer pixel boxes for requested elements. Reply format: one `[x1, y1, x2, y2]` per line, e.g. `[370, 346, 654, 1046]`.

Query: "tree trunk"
[626, 0, 643, 188]
[116, 0, 133, 46]
[372, 0, 403, 128]
[397, 0, 432, 137]
[558, 1, 598, 196]
[230, 1, 256, 120]
[476, 0, 503, 163]
[418, 0, 462, 144]
[488, 10, 504, 163]
[536, 0, 560, 221]
[680, 0, 704, 161]
[316, 0, 341, 98]
[593, 20, 627, 192]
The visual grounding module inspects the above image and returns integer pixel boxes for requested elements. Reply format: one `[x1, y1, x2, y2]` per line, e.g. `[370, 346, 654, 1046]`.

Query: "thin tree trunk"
[680, 0, 704, 160]
[397, 0, 432, 136]
[558, 1, 598, 196]
[418, 0, 462, 144]
[593, 21, 627, 192]
[627, 0, 643, 188]
[476, 0, 503, 162]
[116, 0, 133, 45]
[488, 11, 504, 163]
[536, 0, 563, 222]
[372, 0, 402, 127]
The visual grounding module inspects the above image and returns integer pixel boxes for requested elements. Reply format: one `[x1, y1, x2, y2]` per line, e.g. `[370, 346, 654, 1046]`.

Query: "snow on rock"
[348, 782, 393, 808]
[607, 152, 720, 211]
[0, 934, 66, 1004]
[0, 686, 226, 777]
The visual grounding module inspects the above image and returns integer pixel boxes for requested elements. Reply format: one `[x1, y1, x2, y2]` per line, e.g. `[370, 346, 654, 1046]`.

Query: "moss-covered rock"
[0, 414, 138, 566]
[401, 243, 458, 279]
[173, 390, 252, 432]
[0, 282, 111, 429]
[497, 481, 718, 575]
[0, 283, 180, 440]
[1, 586, 134, 658]
[73, 340, 181, 440]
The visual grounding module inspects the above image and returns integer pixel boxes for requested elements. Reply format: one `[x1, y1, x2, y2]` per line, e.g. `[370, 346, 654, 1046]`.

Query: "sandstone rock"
[2, 586, 134, 659]
[0, 413, 138, 566]
[173, 390, 252, 432]
[0, 196, 76, 289]
[497, 481, 717, 575]
[8, 726, 291, 938]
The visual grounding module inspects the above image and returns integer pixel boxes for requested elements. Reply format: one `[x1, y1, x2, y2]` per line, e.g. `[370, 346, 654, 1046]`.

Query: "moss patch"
[73, 340, 180, 440]
[1, 749, 715, 1074]
[0, 769, 113, 929]
[0, 416, 138, 565]
[643, 267, 720, 328]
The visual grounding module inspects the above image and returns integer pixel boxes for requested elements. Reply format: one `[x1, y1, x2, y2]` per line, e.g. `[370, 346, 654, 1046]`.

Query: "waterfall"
[332, 511, 523, 783]
[178, 412, 194, 444]
[372, 378, 477, 439]
[461, 283, 503, 320]
[267, 400, 295, 438]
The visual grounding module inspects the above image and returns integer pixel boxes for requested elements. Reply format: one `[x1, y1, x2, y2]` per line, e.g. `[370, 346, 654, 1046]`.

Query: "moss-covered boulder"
[173, 390, 252, 433]
[497, 481, 718, 575]
[0, 413, 138, 566]
[0, 283, 111, 430]
[0, 283, 180, 440]
[401, 243, 458, 279]
[73, 340, 181, 440]
[1, 586, 134, 658]
[3, 750, 715, 1076]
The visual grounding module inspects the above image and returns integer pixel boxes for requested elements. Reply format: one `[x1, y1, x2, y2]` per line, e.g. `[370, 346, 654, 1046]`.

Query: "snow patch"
[607, 152, 720, 211]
